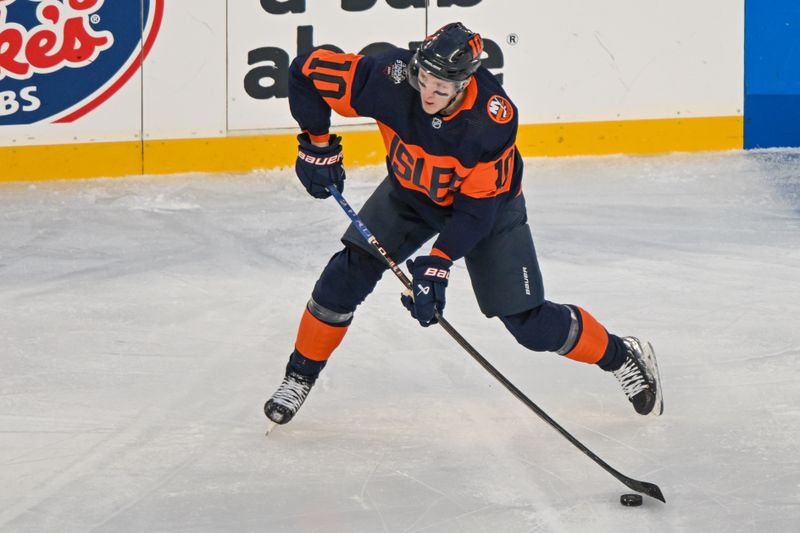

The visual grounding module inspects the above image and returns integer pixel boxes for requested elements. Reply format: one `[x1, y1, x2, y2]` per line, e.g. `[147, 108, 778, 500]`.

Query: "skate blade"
[643, 341, 664, 416]
[265, 420, 278, 436]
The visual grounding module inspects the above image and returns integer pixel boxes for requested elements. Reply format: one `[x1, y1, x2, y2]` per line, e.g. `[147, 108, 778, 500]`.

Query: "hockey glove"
[295, 133, 345, 199]
[401, 255, 452, 327]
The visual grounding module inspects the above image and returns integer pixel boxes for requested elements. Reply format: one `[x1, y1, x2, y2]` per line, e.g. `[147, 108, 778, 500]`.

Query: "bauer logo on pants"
[0, 0, 164, 125]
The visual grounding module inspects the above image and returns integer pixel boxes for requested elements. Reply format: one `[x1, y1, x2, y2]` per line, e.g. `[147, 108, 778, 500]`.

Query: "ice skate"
[264, 371, 315, 433]
[613, 337, 663, 416]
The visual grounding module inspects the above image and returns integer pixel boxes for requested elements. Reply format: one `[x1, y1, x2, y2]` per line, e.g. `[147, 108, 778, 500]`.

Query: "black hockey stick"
[327, 186, 665, 503]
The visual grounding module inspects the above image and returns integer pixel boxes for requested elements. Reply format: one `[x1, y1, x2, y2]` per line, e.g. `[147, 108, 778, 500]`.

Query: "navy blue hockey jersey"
[288, 47, 524, 261]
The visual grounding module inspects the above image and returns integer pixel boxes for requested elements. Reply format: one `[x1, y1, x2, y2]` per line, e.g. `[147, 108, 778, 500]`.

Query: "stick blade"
[624, 479, 666, 503]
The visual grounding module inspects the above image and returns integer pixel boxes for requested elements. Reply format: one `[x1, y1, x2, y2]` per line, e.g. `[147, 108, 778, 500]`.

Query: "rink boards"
[0, 0, 791, 181]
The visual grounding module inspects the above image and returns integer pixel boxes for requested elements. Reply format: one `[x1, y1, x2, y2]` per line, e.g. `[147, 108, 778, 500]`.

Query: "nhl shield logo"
[0, 0, 164, 125]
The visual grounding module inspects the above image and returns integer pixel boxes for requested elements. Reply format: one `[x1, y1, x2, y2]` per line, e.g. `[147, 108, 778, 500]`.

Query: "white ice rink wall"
[0, 0, 744, 182]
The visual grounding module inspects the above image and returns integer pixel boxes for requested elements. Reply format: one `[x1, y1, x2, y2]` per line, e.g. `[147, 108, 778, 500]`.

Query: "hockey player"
[264, 23, 663, 427]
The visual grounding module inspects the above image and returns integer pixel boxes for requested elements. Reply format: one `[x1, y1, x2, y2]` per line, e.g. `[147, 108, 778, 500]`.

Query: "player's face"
[417, 68, 459, 115]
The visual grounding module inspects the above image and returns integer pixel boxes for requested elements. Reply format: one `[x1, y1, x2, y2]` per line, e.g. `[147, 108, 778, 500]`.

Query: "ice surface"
[1, 149, 799, 532]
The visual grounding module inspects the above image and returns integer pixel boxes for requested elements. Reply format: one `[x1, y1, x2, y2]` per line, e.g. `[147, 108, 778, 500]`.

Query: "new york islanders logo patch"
[486, 95, 513, 125]
[0, 0, 164, 125]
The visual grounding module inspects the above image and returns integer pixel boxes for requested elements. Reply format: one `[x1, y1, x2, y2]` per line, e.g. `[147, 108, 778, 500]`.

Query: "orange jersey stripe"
[376, 122, 516, 205]
[294, 309, 348, 362]
[301, 49, 364, 118]
[564, 307, 609, 364]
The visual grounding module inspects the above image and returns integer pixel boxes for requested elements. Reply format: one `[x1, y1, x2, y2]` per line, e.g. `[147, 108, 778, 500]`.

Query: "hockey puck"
[620, 494, 643, 507]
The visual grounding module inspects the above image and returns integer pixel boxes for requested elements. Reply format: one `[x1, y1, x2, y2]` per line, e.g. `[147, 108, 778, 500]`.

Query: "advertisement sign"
[0, 0, 163, 126]
[0, 1, 747, 181]
[1, 0, 743, 137]
[228, 1, 428, 131]
[226, 0, 517, 132]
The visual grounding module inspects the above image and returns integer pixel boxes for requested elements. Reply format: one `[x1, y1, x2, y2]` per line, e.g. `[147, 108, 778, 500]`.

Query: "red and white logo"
[0, 0, 164, 124]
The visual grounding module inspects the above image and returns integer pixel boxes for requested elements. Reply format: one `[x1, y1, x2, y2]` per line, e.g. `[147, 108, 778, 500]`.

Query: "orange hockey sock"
[294, 308, 349, 361]
[564, 307, 609, 364]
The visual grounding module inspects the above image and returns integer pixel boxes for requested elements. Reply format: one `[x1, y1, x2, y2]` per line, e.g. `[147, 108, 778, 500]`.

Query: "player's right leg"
[264, 245, 385, 426]
[265, 177, 436, 427]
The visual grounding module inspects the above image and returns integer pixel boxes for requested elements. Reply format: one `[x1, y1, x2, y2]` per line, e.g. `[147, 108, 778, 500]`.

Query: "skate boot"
[613, 337, 664, 416]
[264, 371, 315, 426]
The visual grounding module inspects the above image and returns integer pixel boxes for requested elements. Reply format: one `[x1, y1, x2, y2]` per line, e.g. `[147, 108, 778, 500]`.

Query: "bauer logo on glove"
[401, 255, 452, 327]
[297, 151, 344, 166]
[295, 133, 346, 199]
[423, 267, 450, 279]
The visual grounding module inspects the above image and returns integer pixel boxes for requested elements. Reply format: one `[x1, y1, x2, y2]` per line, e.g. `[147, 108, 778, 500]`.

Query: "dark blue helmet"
[409, 22, 483, 91]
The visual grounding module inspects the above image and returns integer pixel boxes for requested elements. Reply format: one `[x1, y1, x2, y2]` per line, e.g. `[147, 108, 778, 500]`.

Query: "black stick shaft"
[327, 186, 665, 503]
